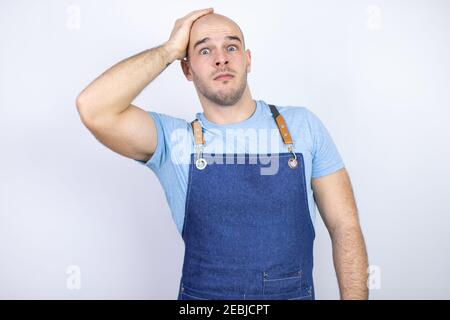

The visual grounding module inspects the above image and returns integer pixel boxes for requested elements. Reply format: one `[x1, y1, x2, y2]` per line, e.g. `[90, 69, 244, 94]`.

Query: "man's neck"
[200, 90, 256, 125]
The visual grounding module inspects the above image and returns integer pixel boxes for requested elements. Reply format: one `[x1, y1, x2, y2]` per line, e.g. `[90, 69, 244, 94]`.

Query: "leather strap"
[191, 119, 204, 145]
[191, 104, 294, 146]
[268, 104, 294, 145]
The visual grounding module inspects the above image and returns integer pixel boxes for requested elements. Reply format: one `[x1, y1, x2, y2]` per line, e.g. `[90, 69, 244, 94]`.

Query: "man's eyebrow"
[193, 35, 242, 50]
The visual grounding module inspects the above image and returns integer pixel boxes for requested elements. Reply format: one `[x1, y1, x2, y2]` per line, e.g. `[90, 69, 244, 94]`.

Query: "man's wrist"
[160, 42, 178, 66]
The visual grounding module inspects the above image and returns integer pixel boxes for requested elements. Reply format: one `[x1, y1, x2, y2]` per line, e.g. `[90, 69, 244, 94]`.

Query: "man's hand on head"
[163, 8, 214, 62]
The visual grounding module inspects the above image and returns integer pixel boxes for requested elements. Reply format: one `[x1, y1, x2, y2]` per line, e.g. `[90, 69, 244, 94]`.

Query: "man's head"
[181, 13, 251, 107]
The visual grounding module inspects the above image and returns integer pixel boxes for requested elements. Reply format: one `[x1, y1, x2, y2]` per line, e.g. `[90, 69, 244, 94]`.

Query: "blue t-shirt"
[135, 100, 345, 235]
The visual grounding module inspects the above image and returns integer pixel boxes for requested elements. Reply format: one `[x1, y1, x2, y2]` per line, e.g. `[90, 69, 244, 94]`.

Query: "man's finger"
[184, 8, 213, 20]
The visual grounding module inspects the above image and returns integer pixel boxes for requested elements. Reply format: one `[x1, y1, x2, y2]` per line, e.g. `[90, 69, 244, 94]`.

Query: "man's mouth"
[214, 73, 234, 81]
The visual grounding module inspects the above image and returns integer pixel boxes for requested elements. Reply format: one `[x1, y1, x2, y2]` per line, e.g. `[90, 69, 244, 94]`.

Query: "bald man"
[76, 8, 369, 300]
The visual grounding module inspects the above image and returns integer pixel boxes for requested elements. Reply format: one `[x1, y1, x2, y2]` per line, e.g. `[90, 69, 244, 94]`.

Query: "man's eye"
[200, 46, 237, 55]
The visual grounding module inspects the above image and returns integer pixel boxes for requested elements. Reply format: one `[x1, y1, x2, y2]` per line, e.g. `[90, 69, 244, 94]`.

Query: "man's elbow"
[76, 93, 98, 128]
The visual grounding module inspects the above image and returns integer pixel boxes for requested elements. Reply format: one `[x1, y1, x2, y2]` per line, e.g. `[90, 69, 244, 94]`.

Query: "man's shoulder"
[268, 103, 330, 140]
[276, 104, 311, 115]
[272, 104, 316, 126]
[146, 110, 191, 131]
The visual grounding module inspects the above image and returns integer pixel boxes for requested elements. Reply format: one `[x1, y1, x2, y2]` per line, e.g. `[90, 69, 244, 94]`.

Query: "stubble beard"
[193, 71, 248, 107]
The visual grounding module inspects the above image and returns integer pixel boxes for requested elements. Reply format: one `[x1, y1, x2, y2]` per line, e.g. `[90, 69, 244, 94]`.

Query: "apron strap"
[190, 103, 298, 169]
[191, 119, 204, 145]
[268, 104, 294, 146]
[191, 104, 295, 146]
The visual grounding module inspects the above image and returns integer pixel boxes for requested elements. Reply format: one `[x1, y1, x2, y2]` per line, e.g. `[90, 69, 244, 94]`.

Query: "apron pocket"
[262, 269, 303, 295]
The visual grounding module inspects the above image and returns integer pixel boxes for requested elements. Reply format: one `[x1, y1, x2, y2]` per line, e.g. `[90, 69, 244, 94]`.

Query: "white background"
[1, 0, 449, 299]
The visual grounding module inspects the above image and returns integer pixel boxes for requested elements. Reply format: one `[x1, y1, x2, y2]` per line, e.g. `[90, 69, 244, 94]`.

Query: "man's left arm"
[312, 167, 369, 300]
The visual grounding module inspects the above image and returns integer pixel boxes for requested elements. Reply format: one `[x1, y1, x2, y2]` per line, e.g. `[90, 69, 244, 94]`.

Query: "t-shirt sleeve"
[133, 111, 187, 172]
[305, 109, 345, 178]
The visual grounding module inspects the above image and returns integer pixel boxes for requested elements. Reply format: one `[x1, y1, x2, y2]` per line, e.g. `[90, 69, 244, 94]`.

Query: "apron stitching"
[181, 292, 209, 300]
[299, 153, 316, 238]
[264, 275, 302, 281]
[181, 154, 195, 239]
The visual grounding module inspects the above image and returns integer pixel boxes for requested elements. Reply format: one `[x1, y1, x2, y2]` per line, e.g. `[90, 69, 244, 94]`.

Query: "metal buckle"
[195, 145, 207, 170]
[287, 145, 298, 169]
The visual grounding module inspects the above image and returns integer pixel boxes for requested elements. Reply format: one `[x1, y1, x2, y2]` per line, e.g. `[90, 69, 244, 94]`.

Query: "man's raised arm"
[75, 8, 213, 162]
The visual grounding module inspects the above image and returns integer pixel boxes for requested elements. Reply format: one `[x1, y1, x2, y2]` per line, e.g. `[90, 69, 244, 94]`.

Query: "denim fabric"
[178, 152, 315, 300]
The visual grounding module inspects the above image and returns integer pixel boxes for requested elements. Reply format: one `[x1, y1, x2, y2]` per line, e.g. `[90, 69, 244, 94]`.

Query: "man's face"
[181, 14, 251, 107]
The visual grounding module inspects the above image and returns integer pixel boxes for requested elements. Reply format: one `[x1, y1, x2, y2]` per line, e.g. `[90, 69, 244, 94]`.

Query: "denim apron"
[178, 104, 315, 300]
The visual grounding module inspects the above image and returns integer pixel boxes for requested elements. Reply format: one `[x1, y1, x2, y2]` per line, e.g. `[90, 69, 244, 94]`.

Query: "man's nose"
[215, 52, 229, 66]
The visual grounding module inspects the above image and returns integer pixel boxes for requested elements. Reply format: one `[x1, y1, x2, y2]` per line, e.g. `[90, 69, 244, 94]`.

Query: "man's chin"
[205, 95, 240, 107]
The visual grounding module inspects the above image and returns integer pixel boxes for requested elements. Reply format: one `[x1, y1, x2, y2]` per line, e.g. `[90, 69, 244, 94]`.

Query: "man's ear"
[245, 49, 252, 73]
[180, 59, 193, 81]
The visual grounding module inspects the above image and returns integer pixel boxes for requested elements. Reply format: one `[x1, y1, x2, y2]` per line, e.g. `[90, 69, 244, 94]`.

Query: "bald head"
[186, 13, 246, 60]
[179, 12, 252, 107]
